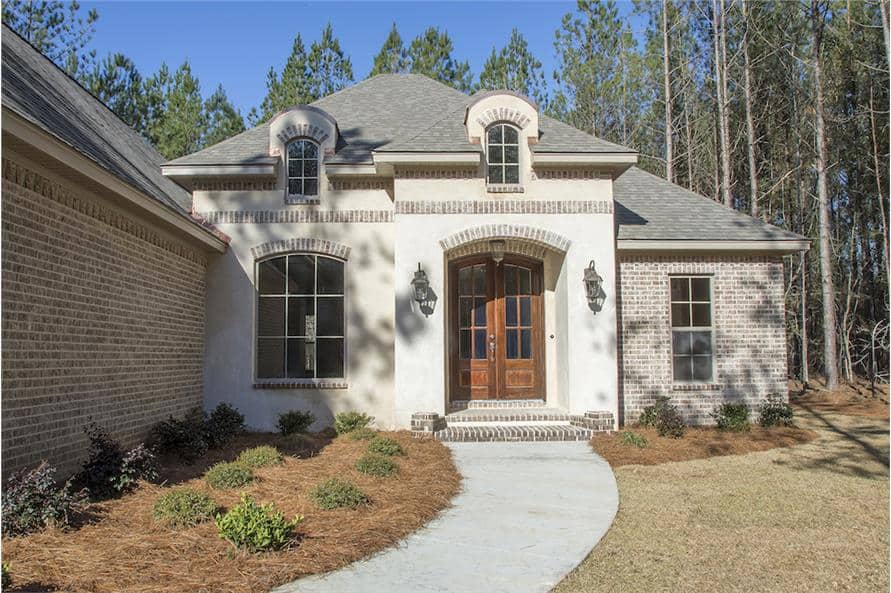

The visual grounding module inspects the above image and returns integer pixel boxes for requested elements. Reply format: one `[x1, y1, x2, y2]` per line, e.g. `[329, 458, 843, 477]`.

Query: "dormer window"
[486, 123, 520, 185]
[286, 139, 319, 197]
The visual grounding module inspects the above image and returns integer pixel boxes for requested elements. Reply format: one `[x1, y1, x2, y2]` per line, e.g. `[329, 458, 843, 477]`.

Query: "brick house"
[2, 28, 807, 472]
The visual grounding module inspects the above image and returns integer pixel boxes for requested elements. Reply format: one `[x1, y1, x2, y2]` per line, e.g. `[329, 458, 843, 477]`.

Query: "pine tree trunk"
[742, 0, 760, 219]
[880, 0, 891, 70]
[811, 0, 839, 389]
[713, 0, 732, 207]
[869, 84, 890, 288]
[663, 0, 674, 183]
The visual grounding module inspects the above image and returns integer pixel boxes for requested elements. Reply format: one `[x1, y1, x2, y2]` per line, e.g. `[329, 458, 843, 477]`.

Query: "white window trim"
[669, 274, 715, 385]
[484, 122, 524, 193]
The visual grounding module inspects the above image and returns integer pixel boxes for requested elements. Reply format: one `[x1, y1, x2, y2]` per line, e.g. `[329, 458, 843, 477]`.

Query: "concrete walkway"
[272, 442, 618, 593]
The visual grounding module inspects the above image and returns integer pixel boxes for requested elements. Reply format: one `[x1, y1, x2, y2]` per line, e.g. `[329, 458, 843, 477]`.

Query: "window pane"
[317, 297, 343, 336]
[692, 355, 713, 381]
[473, 297, 487, 325]
[520, 298, 531, 326]
[288, 158, 301, 177]
[473, 265, 486, 295]
[257, 338, 285, 378]
[487, 125, 502, 144]
[670, 277, 690, 301]
[506, 329, 518, 359]
[520, 328, 532, 358]
[303, 178, 318, 196]
[489, 145, 503, 164]
[288, 255, 315, 294]
[672, 331, 692, 356]
[287, 297, 313, 336]
[459, 329, 471, 359]
[503, 125, 518, 144]
[303, 158, 318, 177]
[258, 258, 287, 294]
[459, 267, 472, 295]
[691, 303, 711, 327]
[258, 297, 285, 336]
[286, 339, 314, 378]
[303, 141, 319, 159]
[504, 144, 518, 164]
[504, 165, 519, 184]
[671, 303, 691, 327]
[691, 277, 710, 301]
[673, 356, 692, 381]
[488, 166, 504, 184]
[288, 179, 302, 196]
[459, 297, 472, 327]
[317, 257, 344, 294]
[505, 297, 517, 327]
[317, 338, 344, 378]
[287, 142, 302, 158]
[518, 268, 531, 294]
[504, 266, 517, 295]
[691, 331, 712, 355]
[473, 329, 487, 359]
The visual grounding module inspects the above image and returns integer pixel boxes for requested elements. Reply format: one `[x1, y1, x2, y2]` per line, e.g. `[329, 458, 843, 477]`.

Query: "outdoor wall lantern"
[489, 239, 506, 264]
[411, 263, 436, 317]
[584, 260, 605, 312]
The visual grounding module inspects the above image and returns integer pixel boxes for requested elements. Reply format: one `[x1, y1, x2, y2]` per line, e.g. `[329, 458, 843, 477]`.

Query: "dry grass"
[592, 426, 817, 467]
[3, 431, 460, 593]
[554, 405, 890, 593]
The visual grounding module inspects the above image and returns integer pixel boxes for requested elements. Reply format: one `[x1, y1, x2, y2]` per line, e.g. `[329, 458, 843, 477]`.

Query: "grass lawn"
[3, 430, 459, 593]
[554, 397, 890, 593]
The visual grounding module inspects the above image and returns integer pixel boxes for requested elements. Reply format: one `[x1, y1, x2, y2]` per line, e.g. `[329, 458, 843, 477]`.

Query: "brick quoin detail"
[439, 224, 571, 253]
[616, 254, 788, 425]
[251, 237, 351, 260]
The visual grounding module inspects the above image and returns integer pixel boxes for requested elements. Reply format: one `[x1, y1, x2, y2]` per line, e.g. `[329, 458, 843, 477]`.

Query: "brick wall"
[1, 157, 208, 479]
[616, 254, 788, 425]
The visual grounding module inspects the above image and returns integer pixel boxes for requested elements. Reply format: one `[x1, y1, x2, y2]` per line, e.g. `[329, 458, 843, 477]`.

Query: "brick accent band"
[475, 107, 532, 129]
[194, 180, 277, 191]
[274, 123, 330, 146]
[394, 168, 477, 179]
[251, 238, 351, 260]
[439, 224, 571, 253]
[253, 380, 348, 390]
[199, 210, 393, 224]
[395, 200, 612, 215]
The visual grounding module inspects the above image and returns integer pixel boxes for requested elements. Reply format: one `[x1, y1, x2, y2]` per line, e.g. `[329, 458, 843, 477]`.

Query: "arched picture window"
[286, 139, 319, 197]
[256, 253, 345, 379]
[486, 123, 520, 184]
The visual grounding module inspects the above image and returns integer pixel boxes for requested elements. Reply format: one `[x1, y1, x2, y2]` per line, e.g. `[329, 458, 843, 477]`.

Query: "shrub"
[215, 494, 302, 552]
[205, 462, 253, 489]
[367, 436, 404, 457]
[237, 446, 282, 468]
[639, 396, 686, 438]
[619, 431, 648, 448]
[150, 409, 209, 461]
[356, 454, 397, 477]
[2, 462, 87, 536]
[206, 403, 245, 448]
[348, 427, 378, 441]
[78, 422, 157, 498]
[2, 562, 9, 588]
[277, 410, 315, 435]
[153, 488, 218, 528]
[309, 478, 369, 509]
[334, 411, 374, 435]
[114, 443, 159, 493]
[758, 395, 795, 428]
[711, 402, 752, 432]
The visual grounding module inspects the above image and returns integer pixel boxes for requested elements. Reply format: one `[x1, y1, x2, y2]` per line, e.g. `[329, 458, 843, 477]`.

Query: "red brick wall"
[616, 254, 788, 425]
[1, 157, 208, 479]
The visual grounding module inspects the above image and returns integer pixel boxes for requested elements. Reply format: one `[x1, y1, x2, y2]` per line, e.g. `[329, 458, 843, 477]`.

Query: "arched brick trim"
[447, 239, 549, 261]
[251, 238, 350, 260]
[439, 224, 570, 254]
[276, 124, 330, 147]
[476, 108, 532, 130]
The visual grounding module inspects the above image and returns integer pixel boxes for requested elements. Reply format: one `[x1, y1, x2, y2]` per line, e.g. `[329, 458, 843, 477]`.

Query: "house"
[1, 27, 808, 476]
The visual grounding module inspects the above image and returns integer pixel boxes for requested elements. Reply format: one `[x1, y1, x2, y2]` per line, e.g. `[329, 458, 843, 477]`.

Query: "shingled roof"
[2, 26, 195, 215]
[165, 73, 636, 167]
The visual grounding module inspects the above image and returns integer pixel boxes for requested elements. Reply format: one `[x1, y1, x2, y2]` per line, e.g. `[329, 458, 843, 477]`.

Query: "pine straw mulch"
[3, 430, 460, 593]
[789, 376, 890, 419]
[590, 425, 818, 467]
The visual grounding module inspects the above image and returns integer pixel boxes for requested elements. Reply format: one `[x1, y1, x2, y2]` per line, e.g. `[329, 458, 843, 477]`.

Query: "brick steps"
[449, 399, 546, 411]
[432, 424, 596, 442]
[412, 406, 615, 442]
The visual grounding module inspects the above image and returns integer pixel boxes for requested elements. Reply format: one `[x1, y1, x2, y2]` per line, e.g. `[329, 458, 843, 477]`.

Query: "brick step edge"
[448, 399, 546, 411]
[429, 425, 595, 443]
[444, 412, 573, 423]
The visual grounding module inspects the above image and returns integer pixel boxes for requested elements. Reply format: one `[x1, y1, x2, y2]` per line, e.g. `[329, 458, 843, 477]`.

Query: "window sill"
[672, 383, 720, 392]
[285, 194, 321, 205]
[254, 379, 348, 390]
[486, 184, 525, 194]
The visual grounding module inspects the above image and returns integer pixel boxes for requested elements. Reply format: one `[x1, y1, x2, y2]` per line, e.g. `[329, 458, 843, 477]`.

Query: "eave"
[616, 239, 811, 254]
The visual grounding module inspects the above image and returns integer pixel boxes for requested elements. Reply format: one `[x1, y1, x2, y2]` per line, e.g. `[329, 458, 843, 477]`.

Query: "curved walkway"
[273, 441, 618, 593]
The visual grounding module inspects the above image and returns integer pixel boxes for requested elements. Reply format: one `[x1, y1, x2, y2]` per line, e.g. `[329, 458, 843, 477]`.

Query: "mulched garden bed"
[3, 430, 460, 593]
[590, 426, 818, 467]
[789, 377, 889, 419]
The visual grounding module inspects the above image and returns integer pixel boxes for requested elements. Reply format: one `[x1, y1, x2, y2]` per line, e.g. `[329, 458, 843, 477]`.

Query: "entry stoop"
[411, 404, 614, 442]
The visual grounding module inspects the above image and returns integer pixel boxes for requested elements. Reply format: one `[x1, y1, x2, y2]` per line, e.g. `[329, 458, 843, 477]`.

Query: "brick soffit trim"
[439, 224, 571, 253]
[251, 237, 351, 260]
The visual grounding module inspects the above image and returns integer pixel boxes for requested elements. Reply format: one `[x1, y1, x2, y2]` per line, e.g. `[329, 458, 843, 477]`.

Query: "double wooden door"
[449, 255, 544, 400]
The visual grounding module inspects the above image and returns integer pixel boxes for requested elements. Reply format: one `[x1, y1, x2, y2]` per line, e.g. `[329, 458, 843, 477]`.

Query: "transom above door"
[449, 254, 544, 400]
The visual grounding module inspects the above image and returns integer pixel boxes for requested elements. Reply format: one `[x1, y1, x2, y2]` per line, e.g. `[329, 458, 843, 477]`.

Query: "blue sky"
[80, 1, 643, 115]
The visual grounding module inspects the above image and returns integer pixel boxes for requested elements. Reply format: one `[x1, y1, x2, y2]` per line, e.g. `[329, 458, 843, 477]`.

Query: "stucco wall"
[616, 254, 788, 425]
[1, 155, 208, 479]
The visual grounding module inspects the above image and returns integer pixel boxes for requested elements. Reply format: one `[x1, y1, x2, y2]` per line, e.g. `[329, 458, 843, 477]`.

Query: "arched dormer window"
[286, 139, 320, 197]
[486, 123, 520, 185]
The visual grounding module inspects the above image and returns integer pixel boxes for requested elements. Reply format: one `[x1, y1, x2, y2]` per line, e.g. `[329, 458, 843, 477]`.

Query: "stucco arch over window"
[464, 91, 539, 148]
[251, 237, 351, 261]
[439, 224, 571, 257]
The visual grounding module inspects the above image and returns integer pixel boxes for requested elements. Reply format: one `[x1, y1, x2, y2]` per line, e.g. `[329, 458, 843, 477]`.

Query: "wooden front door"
[449, 255, 544, 400]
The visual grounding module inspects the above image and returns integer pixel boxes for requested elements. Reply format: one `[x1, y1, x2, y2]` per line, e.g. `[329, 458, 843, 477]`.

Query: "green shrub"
[2, 562, 9, 588]
[758, 395, 795, 427]
[277, 410, 315, 435]
[367, 436, 404, 457]
[356, 454, 397, 477]
[75, 422, 157, 498]
[215, 494, 302, 552]
[205, 403, 245, 448]
[711, 402, 752, 432]
[309, 478, 369, 509]
[619, 431, 648, 448]
[153, 488, 218, 528]
[205, 462, 253, 489]
[150, 409, 210, 461]
[348, 427, 378, 441]
[334, 411, 374, 435]
[639, 396, 686, 438]
[237, 446, 282, 468]
[2, 462, 87, 536]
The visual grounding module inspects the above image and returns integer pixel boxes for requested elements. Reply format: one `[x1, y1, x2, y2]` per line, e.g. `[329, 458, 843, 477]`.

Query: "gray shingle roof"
[1, 26, 194, 214]
[167, 73, 636, 166]
[614, 166, 805, 242]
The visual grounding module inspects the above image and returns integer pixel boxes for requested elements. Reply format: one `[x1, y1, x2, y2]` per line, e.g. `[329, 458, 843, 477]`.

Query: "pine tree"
[259, 34, 312, 121]
[203, 84, 245, 148]
[81, 52, 148, 134]
[407, 27, 472, 91]
[369, 23, 408, 76]
[146, 61, 206, 160]
[2, 0, 98, 73]
[476, 28, 548, 106]
[306, 23, 354, 99]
